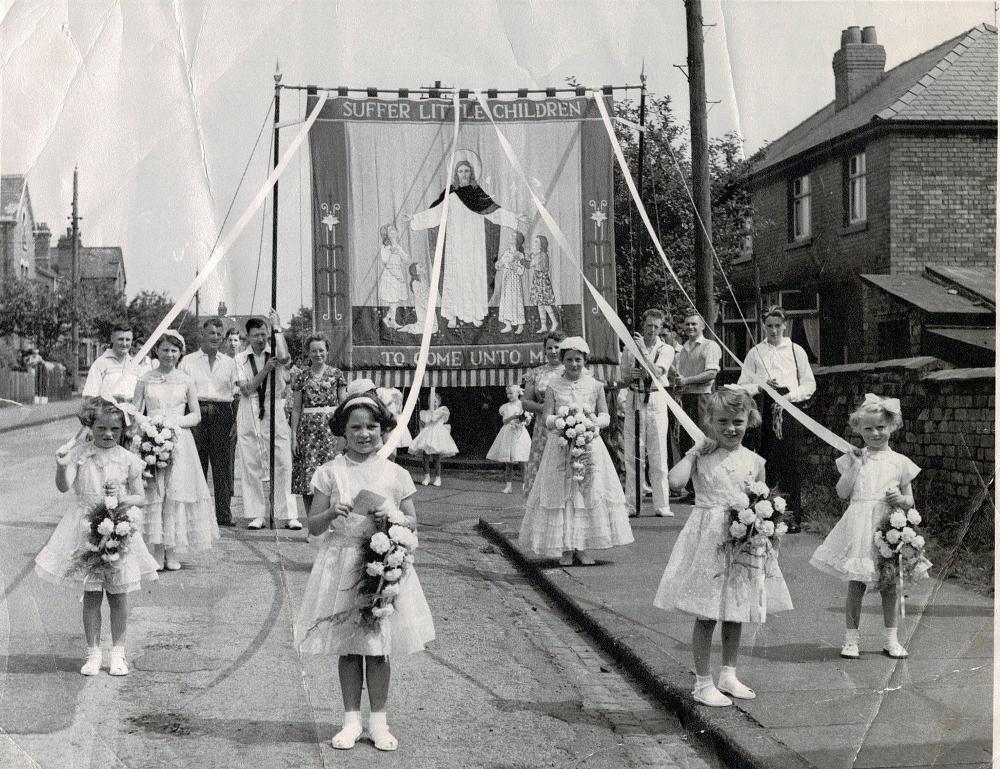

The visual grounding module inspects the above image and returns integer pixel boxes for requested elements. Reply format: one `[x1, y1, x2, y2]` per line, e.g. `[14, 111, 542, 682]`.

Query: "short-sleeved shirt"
[311, 454, 417, 509]
[81, 350, 151, 401]
[179, 350, 238, 403]
[676, 336, 722, 395]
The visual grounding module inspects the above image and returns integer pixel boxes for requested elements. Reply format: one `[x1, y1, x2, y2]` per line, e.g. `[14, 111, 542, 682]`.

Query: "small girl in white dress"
[296, 392, 434, 751]
[654, 387, 793, 707]
[810, 394, 926, 659]
[133, 331, 219, 571]
[486, 384, 532, 493]
[378, 223, 410, 329]
[407, 387, 458, 486]
[35, 398, 159, 676]
[494, 233, 527, 334]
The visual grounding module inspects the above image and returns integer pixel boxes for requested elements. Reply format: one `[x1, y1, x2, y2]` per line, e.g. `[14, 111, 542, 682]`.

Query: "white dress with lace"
[407, 406, 459, 458]
[519, 375, 633, 557]
[653, 446, 793, 622]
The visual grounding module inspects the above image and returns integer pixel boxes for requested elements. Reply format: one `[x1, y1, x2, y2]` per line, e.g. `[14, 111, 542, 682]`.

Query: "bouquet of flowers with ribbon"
[356, 493, 419, 630]
[131, 415, 178, 482]
[73, 483, 142, 579]
[720, 480, 790, 563]
[873, 506, 931, 611]
[552, 404, 600, 483]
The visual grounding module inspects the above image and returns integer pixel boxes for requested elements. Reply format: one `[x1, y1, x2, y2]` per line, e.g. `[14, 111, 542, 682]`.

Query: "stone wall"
[798, 356, 994, 535]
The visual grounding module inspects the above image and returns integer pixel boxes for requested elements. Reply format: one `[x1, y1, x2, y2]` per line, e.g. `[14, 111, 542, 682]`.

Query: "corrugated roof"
[925, 326, 995, 351]
[1, 175, 27, 221]
[925, 264, 996, 304]
[861, 272, 995, 315]
[754, 24, 997, 174]
[79, 247, 124, 280]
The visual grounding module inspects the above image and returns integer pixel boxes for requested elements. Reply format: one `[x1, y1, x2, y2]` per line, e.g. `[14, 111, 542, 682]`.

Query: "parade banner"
[307, 94, 617, 384]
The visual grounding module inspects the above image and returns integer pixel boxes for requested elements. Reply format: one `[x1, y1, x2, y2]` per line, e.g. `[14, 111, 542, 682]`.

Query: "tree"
[285, 306, 314, 365]
[0, 277, 75, 360]
[126, 290, 193, 351]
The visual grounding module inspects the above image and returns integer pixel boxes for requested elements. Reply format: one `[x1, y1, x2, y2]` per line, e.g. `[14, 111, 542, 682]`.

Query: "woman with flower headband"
[654, 385, 793, 707]
[810, 394, 929, 660]
[35, 397, 159, 676]
[519, 336, 632, 566]
[133, 330, 219, 571]
[296, 390, 434, 752]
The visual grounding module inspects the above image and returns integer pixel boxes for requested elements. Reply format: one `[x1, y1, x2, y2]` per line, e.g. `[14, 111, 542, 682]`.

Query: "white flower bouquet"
[719, 480, 789, 565]
[552, 403, 601, 483]
[357, 507, 418, 629]
[131, 414, 178, 482]
[873, 506, 931, 592]
[73, 485, 141, 579]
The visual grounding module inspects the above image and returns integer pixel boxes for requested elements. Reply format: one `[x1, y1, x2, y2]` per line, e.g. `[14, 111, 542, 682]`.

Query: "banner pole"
[268, 62, 281, 530]
[635, 63, 647, 326]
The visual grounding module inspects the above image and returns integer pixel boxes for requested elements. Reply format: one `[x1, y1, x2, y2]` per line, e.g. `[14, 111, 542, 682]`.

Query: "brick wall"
[798, 357, 994, 534]
[890, 131, 997, 273]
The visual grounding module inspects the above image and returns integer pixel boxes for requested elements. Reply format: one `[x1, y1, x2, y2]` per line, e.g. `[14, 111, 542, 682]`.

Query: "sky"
[1, 0, 994, 317]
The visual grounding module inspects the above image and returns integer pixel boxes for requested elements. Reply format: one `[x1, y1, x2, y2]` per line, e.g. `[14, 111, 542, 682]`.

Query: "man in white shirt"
[737, 306, 816, 532]
[234, 311, 300, 530]
[621, 308, 675, 518]
[81, 322, 150, 401]
[671, 311, 723, 451]
[179, 318, 238, 527]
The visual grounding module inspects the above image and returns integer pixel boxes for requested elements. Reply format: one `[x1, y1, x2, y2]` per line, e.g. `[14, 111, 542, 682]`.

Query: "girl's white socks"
[368, 711, 398, 751]
[331, 711, 363, 750]
[845, 628, 860, 645]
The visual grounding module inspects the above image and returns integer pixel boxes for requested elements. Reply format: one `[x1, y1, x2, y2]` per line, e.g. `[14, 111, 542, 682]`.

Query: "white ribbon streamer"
[379, 93, 462, 457]
[110, 91, 331, 390]
[595, 95, 854, 455]
[474, 90, 704, 443]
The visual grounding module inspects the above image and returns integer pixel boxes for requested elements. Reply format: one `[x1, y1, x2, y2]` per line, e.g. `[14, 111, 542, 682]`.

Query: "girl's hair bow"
[863, 393, 901, 415]
[102, 395, 137, 425]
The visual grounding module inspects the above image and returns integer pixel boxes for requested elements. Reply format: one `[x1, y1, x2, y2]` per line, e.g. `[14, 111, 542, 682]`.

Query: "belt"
[303, 406, 336, 414]
[199, 400, 232, 407]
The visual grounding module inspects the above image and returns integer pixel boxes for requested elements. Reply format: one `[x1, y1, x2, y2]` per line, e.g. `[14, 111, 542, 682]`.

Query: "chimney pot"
[845, 26, 862, 45]
[862, 26, 877, 44]
[833, 25, 885, 111]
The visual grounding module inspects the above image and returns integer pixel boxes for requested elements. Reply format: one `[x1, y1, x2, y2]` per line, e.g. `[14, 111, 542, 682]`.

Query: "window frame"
[790, 174, 811, 241]
[847, 152, 867, 224]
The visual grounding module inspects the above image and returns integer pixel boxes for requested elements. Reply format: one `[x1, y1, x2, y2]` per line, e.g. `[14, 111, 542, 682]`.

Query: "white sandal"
[692, 682, 732, 707]
[80, 648, 102, 676]
[717, 674, 756, 700]
[883, 641, 909, 659]
[108, 647, 129, 676]
[369, 725, 398, 751]
[330, 723, 362, 750]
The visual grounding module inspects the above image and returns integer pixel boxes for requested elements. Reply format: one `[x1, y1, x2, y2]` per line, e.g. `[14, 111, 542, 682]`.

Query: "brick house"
[48, 227, 127, 297]
[728, 24, 996, 367]
[0, 175, 37, 282]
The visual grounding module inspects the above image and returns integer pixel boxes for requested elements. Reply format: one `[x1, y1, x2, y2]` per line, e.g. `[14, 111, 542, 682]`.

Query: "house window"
[791, 175, 811, 240]
[719, 300, 755, 370]
[847, 152, 867, 223]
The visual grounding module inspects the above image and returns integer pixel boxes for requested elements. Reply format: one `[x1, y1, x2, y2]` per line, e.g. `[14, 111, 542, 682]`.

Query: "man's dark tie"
[247, 351, 271, 419]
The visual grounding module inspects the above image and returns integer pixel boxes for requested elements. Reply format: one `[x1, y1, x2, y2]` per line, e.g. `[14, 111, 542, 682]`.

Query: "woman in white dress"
[519, 337, 633, 566]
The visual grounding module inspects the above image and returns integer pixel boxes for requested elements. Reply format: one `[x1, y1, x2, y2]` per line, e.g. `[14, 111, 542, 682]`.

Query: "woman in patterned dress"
[291, 334, 346, 514]
[521, 331, 564, 492]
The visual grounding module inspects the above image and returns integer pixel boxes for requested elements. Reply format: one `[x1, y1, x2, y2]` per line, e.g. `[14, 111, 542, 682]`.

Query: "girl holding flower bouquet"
[133, 331, 219, 571]
[519, 337, 632, 566]
[654, 387, 793, 707]
[486, 384, 532, 493]
[35, 397, 159, 676]
[296, 391, 434, 752]
[810, 394, 928, 660]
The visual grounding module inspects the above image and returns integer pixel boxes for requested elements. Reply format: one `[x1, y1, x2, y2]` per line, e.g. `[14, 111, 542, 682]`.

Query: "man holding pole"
[234, 310, 301, 530]
[621, 308, 674, 518]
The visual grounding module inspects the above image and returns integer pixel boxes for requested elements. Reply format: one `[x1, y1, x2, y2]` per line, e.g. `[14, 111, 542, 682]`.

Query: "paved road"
[0, 420, 720, 769]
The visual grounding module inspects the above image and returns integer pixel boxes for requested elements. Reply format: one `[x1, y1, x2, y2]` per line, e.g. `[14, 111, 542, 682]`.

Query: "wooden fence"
[0, 366, 73, 404]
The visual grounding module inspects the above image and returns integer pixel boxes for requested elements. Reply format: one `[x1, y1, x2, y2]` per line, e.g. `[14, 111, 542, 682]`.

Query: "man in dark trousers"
[180, 318, 238, 527]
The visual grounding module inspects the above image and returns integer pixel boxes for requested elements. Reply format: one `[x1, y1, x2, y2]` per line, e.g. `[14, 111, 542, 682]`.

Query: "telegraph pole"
[268, 60, 281, 530]
[685, 0, 715, 325]
[69, 166, 81, 388]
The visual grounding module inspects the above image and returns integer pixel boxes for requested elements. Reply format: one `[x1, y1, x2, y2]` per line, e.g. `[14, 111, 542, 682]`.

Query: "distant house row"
[728, 23, 995, 370]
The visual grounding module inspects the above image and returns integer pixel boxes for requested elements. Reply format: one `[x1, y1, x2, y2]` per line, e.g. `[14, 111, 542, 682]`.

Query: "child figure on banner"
[486, 384, 532, 493]
[529, 235, 558, 333]
[519, 337, 633, 566]
[653, 387, 793, 707]
[810, 394, 930, 660]
[133, 331, 220, 571]
[378, 223, 411, 330]
[492, 232, 527, 334]
[35, 397, 159, 676]
[407, 386, 458, 487]
[295, 391, 434, 752]
[396, 262, 439, 336]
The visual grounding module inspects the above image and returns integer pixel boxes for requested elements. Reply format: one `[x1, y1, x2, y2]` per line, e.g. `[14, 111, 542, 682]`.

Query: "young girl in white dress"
[494, 233, 527, 334]
[133, 331, 219, 571]
[408, 387, 458, 486]
[654, 387, 793, 707]
[486, 384, 532, 493]
[519, 337, 633, 566]
[378, 223, 410, 329]
[35, 398, 159, 676]
[810, 394, 927, 659]
[296, 392, 434, 752]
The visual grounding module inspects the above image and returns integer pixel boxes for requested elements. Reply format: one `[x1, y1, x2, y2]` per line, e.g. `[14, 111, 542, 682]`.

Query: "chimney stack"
[34, 222, 51, 270]
[833, 25, 885, 111]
